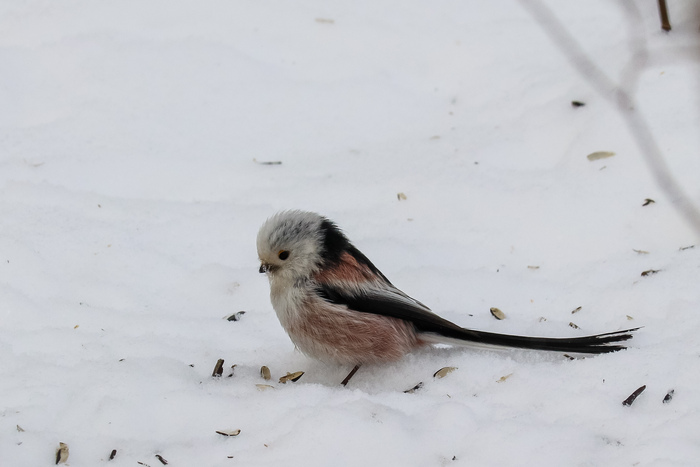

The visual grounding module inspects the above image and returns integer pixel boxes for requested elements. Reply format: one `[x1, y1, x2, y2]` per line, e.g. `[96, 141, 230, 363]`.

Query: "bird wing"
[315, 280, 466, 336]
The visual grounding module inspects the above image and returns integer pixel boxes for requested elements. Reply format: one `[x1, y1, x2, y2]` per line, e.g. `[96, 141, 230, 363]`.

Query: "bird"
[257, 210, 638, 383]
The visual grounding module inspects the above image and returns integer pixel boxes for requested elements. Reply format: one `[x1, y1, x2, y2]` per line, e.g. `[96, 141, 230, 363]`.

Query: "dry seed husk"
[56, 442, 69, 464]
[663, 389, 675, 403]
[569, 322, 580, 329]
[622, 385, 646, 406]
[225, 311, 246, 321]
[496, 373, 513, 383]
[587, 151, 615, 161]
[253, 158, 282, 165]
[433, 367, 458, 379]
[489, 307, 506, 320]
[571, 306, 582, 314]
[260, 366, 271, 380]
[216, 429, 241, 437]
[404, 382, 424, 393]
[155, 454, 168, 465]
[279, 371, 304, 383]
[212, 359, 224, 377]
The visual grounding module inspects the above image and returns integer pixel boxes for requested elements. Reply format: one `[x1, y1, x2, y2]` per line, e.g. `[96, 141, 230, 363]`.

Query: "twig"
[657, 0, 671, 31]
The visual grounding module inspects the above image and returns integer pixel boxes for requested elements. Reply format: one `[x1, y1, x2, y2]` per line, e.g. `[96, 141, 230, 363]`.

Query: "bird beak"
[259, 263, 270, 274]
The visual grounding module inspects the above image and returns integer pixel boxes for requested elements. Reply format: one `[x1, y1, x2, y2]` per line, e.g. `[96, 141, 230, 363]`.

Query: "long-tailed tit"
[257, 210, 638, 369]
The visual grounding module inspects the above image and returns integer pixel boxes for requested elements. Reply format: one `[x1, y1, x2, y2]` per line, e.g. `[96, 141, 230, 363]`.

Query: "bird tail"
[421, 326, 640, 354]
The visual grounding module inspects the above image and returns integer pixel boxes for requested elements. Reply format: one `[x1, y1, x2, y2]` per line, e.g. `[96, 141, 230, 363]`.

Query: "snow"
[1, 1, 699, 465]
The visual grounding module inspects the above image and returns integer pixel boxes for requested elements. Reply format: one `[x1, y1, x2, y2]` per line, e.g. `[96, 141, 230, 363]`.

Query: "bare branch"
[519, 0, 700, 236]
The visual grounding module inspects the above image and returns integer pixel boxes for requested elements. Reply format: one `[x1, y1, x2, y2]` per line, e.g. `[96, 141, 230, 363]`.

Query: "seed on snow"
[489, 307, 506, 320]
[279, 371, 304, 383]
[433, 367, 458, 379]
[55, 442, 69, 464]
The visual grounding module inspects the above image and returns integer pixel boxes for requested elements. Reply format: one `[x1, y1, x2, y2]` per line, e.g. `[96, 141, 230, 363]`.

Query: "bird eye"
[278, 250, 290, 260]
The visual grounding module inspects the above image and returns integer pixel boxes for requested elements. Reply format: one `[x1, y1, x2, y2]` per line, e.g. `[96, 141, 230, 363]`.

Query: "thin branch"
[658, 0, 672, 31]
[518, 0, 700, 236]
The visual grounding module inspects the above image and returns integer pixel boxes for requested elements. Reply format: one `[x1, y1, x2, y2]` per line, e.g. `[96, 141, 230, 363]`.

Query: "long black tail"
[426, 326, 640, 354]
[315, 283, 640, 354]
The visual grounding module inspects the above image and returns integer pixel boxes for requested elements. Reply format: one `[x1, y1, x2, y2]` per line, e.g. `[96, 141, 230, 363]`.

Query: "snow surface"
[1, 1, 699, 466]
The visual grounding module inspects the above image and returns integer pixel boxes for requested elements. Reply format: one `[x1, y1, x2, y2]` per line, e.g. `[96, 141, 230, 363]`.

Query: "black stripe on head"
[319, 218, 351, 264]
[319, 217, 393, 284]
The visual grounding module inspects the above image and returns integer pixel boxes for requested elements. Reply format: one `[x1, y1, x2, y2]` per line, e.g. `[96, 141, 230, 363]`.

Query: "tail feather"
[422, 326, 641, 354]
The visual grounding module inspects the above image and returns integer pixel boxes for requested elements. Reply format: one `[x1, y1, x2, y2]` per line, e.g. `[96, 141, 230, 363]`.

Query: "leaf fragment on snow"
[622, 385, 646, 406]
[216, 429, 241, 437]
[571, 100, 586, 107]
[55, 442, 69, 464]
[641, 269, 660, 277]
[260, 366, 271, 380]
[587, 151, 615, 161]
[397, 192, 407, 201]
[109, 449, 117, 460]
[433, 367, 457, 379]
[626, 315, 634, 320]
[527, 265, 540, 270]
[278, 371, 304, 383]
[642, 198, 655, 206]
[569, 322, 580, 329]
[256, 384, 275, 391]
[679, 245, 695, 251]
[155, 454, 168, 465]
[496, 373, 513, 383]
[315, 18, 335, 24]
[571, 306, 582, 314]
[633, 249, 649, 255]
[490, 307, 506, 320]
[16, 425, 24, 432]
